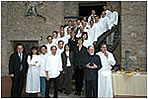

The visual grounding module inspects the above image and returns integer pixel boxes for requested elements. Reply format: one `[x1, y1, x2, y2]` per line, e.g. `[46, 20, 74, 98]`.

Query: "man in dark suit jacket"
[8, 43, 28, 97]
[73, 38, 88, 96]
[68, 31, 78, 53]
[84, 45, 102, 98]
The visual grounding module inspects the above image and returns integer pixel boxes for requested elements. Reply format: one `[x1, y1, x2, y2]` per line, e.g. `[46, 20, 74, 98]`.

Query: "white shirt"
[56, 36, 68, 46]
[96, 51, 116, 71]
[87, 25, 95, 43]
[64, 26, 73, 36]
[39, 53, 48, 77]
[99, 16, 113, 33]
[66, 51, 71, 67]
[45, 42, 56, 55]
[45, 54, 63, 78]
[57, 47, 64, 55]
[106, 10, 112, 19]
[76, 29, 82, 38]
[53, 38, 58, 45]
[18, 53, 23, 61]
[83, 25, 95, 48]
[83, 40, 91, 48]
[110, 11, 118, 25]
[93, 22, 104, 41]
[66, 34, 71, 39]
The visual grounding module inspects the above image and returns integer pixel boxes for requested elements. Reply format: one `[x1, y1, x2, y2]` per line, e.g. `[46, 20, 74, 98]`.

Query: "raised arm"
[35, 56, 41, 67]
[107, 53, 116, 66]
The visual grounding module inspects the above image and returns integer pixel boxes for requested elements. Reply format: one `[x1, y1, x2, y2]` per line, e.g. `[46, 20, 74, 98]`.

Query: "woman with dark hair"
[26, 46, 41, 97]
[74, 37, 88, 96]
[81, 29, 94, 48]
[61, 44, 74, 95]
[81, 32, 89, 48]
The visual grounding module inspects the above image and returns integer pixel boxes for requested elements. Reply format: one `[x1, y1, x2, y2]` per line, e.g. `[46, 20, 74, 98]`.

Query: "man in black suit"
[84, 45, 102, 98]
[8, 43, 28, 97]
[68, 31, 77, 53]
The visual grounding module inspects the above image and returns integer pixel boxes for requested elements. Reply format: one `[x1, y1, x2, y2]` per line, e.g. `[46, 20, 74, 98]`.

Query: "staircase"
[94, 19, 121, 53]
[64, 16, 121, 53]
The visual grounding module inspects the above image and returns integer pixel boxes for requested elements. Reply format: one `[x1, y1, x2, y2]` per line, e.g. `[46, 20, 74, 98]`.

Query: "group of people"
[8, 5, 118, 98]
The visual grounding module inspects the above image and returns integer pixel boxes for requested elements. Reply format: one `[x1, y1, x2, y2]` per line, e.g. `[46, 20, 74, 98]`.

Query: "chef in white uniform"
[56, 30, 68, 46]
[103, 5, 112, 20]
[110, 5, 119, 26]
[96, 44, 116, 98]
[88, 10, 97, 24]
[45, 35, 56, 55]
[100, 11, 113, 33]
[45, 45, 63, 98]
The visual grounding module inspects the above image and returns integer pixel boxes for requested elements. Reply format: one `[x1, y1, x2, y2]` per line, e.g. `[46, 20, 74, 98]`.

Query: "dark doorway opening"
[79, 5, 104, 18]
[11, 41, 38, 54]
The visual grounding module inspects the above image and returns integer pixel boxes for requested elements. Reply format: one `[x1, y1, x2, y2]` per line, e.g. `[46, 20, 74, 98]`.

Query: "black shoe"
[58, 89, 63, 93]
[64, 91, 67, 94]
[78, 92, 81, 96]
[53, 96, 58, 98]
[66, 92, 70, 96]
[45, 95, 51, 98]
[74, 92, 78, 95]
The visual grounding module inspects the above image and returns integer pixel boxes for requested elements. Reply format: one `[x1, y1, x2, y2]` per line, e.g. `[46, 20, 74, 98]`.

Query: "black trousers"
[63, 67, 73, 94]
[74, 68, 84, 94]
[85, 80, 98, 98]
[57, 72, 64, 91]
[45, 76, 59, 98]
[11, 72, 24, 97]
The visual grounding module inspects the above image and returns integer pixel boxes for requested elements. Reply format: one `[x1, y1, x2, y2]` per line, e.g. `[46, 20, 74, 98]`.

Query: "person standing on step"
[9, 43, 28, 97]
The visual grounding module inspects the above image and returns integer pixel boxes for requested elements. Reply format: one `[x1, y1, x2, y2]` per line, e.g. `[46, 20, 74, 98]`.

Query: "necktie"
[19, 53, 23, 71]
[20, 53, 22, 61]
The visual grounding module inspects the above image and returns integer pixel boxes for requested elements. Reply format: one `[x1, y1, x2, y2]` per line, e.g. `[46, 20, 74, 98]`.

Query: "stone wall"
[121, 1, 147, 71]
[107, 1, 121, 13]
[64, 1, 79, 17]
[1, 1, 65, 76]
[64, 1, 79, 25]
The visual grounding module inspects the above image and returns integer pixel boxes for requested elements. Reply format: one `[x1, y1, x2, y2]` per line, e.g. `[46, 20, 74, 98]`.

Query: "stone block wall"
[1, 1, 65, 75]
[121, 1, 147, 71]
[64, 1, 79, 25]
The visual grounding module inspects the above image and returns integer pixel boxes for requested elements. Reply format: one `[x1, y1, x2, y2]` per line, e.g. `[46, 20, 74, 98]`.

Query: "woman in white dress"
[26, 46, 41, 97]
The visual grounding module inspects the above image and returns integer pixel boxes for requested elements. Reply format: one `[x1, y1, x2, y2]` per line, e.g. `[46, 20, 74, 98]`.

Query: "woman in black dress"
[74, 37, 88, 96]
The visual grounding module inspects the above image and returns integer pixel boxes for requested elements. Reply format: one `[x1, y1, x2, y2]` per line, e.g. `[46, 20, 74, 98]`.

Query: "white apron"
[26, 55, 41, 93]
[97, 51, 116, 98]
